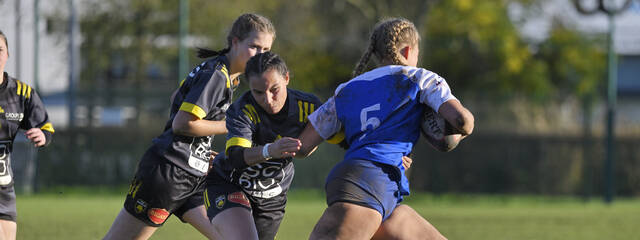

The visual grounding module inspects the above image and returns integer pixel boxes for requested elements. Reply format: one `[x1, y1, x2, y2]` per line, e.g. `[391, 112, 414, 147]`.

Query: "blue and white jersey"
[308, 65, 457, 195]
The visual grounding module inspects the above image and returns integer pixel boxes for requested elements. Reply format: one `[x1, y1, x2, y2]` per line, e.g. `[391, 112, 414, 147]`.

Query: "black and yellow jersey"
[210, 88, 322, 199]
[0, 72, 54, 187]
[151, 56, 235, 177]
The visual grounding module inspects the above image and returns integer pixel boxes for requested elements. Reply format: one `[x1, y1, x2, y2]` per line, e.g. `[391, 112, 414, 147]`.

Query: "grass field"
[14, 188, 640, 240]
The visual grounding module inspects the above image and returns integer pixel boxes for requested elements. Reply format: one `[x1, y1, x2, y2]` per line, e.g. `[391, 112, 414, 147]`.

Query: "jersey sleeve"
[411, 69, 458, 112]
[178, 70, 228, 119]
[224, 102, 256, 155]
[20, 89, 54, 134]
[307, 96, 342, 140]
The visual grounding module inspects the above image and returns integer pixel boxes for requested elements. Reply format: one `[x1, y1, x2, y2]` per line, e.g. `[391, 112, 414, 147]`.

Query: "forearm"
[173, 119, 227, 137]
[229, 137, 301, 167]
[438, 100, 474, 135]
[296, 124, 323, 158]
[242, 146, 270, 166]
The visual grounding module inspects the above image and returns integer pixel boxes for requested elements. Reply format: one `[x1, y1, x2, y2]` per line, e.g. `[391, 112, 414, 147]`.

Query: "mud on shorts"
[325, 159, 403, 221]
[0, 186, 16, 222]
[204, 171, 287, 240]
[123, 149, 206, 227]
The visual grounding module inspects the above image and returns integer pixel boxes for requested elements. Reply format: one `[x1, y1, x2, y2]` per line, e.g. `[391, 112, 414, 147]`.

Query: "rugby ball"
[421, 107, 461, 152]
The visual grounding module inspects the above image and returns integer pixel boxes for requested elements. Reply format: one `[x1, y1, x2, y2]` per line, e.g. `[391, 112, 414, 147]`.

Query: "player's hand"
[25, 128, 46, 147]
[402, 155, 413, 170]
[269, 137, 302, 159]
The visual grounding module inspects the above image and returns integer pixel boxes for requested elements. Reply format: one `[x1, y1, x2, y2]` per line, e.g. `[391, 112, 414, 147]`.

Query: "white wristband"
[262, 143, 272, 160]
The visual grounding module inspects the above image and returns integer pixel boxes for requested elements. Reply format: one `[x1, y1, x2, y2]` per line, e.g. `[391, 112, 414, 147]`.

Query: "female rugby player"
[0, 30, 54, 240]
[297, 18, 475, 240]
[103, 13, 275, 240]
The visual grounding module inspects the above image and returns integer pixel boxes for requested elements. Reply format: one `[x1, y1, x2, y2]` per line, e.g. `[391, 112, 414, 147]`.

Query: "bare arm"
[172, 110, 227, 137]
[295, 123, 323, 158]
[438, 99, 474, 136]
[241, 137, 302, 166]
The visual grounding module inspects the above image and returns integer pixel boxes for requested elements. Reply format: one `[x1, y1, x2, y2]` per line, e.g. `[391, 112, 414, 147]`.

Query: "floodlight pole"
[572, 0, 631, 204]
[604, 12, 616, 204]
[178, 0, 189, 82]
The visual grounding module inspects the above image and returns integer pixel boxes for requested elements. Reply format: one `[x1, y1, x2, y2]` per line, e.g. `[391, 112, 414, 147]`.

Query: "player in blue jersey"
[297, 18, 474, 239]
[204, 51, 415, 240]
[0, 30, 54, 240]
[103, 13, 275, 240]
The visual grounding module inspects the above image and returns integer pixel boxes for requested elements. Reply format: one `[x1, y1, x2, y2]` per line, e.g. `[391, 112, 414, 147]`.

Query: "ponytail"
[196, 47, 230, 59]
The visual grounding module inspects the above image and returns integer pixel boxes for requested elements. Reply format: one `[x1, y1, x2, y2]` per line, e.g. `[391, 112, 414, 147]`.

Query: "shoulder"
[334, 66, 397, 95]
[228, 92, 260, 124]
[400, 66, 444, 88]
[228, 91, 254, 113]
[188, 57, 230, 83]
[288, 89, 322, 105]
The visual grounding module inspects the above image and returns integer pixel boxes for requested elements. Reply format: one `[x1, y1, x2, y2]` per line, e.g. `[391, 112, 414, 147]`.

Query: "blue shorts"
[325, 159, 403, 221]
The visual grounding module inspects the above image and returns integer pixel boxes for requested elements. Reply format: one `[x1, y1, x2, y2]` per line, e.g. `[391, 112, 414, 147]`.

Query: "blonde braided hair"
[352, 18, 419, 77]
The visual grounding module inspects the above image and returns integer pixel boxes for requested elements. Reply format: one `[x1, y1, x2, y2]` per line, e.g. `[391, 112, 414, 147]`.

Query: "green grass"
[14, 189, 640, 239]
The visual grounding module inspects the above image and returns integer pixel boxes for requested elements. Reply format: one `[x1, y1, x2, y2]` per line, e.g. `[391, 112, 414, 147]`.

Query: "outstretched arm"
[295, 123, 323, 158]
[245, 137, 302, 165]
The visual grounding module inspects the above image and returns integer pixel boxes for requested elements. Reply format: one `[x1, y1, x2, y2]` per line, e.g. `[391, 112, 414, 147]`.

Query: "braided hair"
[197, 13, 276, 58]
[244, 52, 288, 80]
[352, 18, 419, 77]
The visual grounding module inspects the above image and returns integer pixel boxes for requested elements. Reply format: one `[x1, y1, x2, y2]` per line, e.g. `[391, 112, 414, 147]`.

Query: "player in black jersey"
[203, 52, 338, 240]
[0, 30, 54, 240]
[103, 14, 275, 240]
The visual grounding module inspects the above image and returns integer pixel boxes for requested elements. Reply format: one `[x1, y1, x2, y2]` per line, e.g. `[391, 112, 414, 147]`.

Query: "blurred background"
[0, 0, 640, 238]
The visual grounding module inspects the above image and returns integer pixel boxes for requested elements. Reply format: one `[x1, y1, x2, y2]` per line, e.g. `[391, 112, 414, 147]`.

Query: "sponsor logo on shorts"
[215, 195, 226, 209]
[135, 199, 148, 214]
[228, 192, 250, 208]
[147, 208, 169, 225]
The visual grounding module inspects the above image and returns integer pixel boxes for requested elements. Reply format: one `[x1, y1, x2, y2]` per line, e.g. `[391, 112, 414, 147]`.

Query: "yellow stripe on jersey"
[310, 103, 315, 114]
[179, 78, 186, 87]
[128, 180, 142, 199]
[225, 137, 252, 154]
[40, 123, 55, 133]
[204, 189, 210, 209]
[179, 102, 207, 119]
[221, 66, 231, 89]
[327, 130, 346, 144]
[242, 109, 254, 123]
[0, 106, 4, 113]
[26, 85, 32, 99]
[21, 82, 27, 96]
[245, 104, 261, 123]
[304, 102, 309, 123]
[16, 81, 22, 96]
[298, 101, 303, 122]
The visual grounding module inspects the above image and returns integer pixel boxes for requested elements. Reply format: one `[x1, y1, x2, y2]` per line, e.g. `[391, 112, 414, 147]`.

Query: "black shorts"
[205, 171, 287, 240]
[0, 186, 16, 222]
[123, 149, 206, 227]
